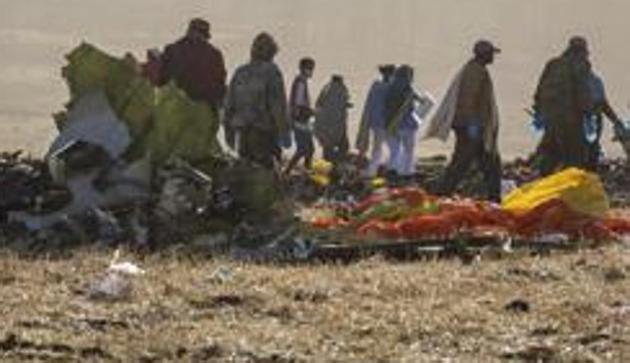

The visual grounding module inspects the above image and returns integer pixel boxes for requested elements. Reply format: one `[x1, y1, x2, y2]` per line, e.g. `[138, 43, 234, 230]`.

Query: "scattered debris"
[84, 250, 145, 302]
[107, 249, 145, 276]
[86, 272, 133, 302]
[504, 267, 561, 282]
[208, 266, 234, 284]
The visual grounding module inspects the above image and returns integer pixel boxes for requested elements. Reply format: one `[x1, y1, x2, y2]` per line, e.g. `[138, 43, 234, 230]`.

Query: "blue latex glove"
[466, 119, 482, 140]
[531, 113, 546, 131]
[583, 112, 598, 144]
[278, 132, 293, 149]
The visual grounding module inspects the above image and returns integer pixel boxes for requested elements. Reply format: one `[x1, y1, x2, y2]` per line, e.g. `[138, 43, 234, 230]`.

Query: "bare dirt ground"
[1, 243, 629, 362]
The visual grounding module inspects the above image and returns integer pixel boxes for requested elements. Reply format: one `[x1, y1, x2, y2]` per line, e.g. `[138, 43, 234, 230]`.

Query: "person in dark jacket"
[313, 75, 352, 164]
[158, 18, 227, 109]
[223, 32, 289, 169]
[532, 36, 593, 174]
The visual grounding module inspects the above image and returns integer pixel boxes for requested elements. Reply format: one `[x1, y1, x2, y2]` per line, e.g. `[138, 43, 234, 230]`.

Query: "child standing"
[285, 58, 316, 174]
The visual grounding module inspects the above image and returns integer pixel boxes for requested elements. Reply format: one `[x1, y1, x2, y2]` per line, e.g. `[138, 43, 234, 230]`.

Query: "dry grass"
[0, 244, 629, 362]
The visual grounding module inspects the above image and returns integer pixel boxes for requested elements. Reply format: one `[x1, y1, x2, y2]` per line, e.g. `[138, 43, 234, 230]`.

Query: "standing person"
[158, 18, 227, 109]
[532, 36, 593, 175]
[426, 40, 502, 202]
[314, 75, 353, 163]
[356, 65, 396, 177]
[586, 64, 623, 169]
[285, 58, 316, 174]
[384, 65, 426, 178]
[223, 32, 289, 169]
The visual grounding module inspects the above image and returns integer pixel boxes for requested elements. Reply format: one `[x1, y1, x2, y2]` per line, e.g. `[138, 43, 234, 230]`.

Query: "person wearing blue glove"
[585, 64, 623, 169]
[277, 132, 292, 149]
[437, 40, 502, 203]
[532, 36, 594, 174]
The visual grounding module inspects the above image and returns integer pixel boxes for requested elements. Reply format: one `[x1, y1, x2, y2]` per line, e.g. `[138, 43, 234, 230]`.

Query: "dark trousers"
[322, 131, 349, 164]
[286, 128, 314, 173]
[536, 117, 601, 176]
[586, 116, 604, 171]
[238, 128, 278, 169]
[438, 128, 502, 203]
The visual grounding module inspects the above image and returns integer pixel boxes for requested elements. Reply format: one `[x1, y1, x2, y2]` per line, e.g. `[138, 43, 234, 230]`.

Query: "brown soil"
[1, 243, 629, 362]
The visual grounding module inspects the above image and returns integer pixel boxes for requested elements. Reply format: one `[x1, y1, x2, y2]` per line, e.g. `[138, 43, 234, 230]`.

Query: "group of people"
[356, 64, 432, 180]
[146, 18, 623, 203]
[284, 58, 353, 175]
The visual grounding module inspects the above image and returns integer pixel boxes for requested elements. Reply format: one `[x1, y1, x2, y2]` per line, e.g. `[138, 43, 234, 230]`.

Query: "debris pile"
[303, 168, 630, 244]
[598, 159, 630, 207]
[304, 189, 629, 243]
[0, 42, 629, 258]
[2, 153, 630, 255]
[415, 155, 630, 208]
[0, 151, 65, 218]
[86, 249, 145, 302]
[0, 43, 290, 253]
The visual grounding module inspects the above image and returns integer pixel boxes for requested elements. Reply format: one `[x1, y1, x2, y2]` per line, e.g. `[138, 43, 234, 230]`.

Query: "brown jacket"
[159, 37, 227, 108]
[453, 59, 494, 129]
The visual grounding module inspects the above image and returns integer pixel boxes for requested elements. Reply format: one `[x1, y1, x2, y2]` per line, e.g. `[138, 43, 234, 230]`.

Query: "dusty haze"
[1, 0, 629, 158]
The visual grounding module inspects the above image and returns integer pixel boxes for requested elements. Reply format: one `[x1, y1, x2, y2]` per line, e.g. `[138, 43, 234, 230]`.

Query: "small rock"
[502, 345, 557, 362]
[505, 298, 531, 313]
[291, 287, 329, 303]
[530, 325, 559, 337]
[603, 267, 626, 283]
[577, 333, 611, 346]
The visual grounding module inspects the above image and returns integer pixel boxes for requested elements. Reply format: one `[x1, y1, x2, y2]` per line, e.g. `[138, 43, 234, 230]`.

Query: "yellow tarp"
[502, 167, 609, 217]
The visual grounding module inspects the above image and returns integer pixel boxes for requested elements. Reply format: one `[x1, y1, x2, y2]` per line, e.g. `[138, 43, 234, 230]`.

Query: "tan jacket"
[424, 59, 499, 153]
[453, 59, 494, 129]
